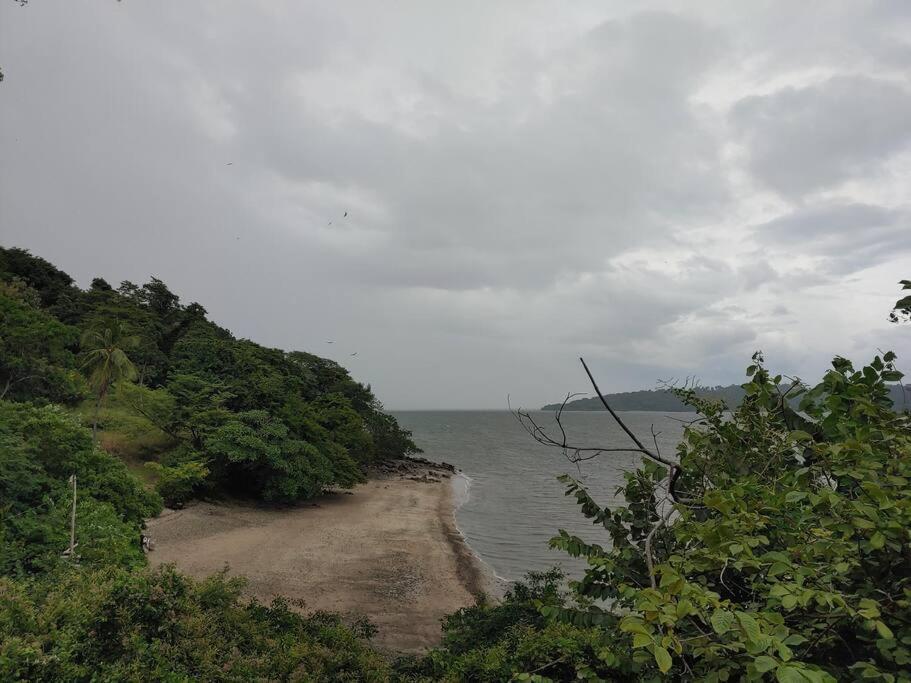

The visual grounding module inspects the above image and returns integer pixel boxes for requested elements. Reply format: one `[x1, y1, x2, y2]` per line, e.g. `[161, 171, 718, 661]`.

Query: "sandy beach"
[145, 464, 492, 652]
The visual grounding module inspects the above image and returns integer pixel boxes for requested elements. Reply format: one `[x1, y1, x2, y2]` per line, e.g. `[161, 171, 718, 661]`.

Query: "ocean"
[391, 410, 689, 587]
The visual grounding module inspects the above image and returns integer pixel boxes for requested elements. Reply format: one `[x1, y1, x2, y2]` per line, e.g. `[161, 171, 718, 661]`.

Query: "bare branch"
[644, 503, 674, 589]
[579, 357, 676, 469]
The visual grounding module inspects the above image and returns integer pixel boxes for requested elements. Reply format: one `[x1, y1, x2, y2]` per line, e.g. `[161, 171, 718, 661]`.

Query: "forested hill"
[543, 383, 910, 412]
[0, 245, 418, 507]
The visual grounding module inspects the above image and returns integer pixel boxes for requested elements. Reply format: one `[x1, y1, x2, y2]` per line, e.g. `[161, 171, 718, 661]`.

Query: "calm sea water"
[391, 410, 688, 587]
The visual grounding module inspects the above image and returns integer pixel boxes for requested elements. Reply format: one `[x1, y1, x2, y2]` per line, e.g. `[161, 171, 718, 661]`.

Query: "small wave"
[449, 474, 511, 595]
[451, 471, 473, 509]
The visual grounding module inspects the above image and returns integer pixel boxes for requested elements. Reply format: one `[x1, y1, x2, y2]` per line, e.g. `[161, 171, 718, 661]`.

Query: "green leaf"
[653, 645, 672, 674]
[737, 611, 762, 644]
[870, 532, 885, 550]
[632, 633, 652, 649]
[875, 621, 894, 639]
[776, 665, 807, 683]
[785, 491, 807, 503]
[676, 599, 694, 619]
[789, 430, 813, 442]
[754, 656, 778, 673]
[619, 617, 649, 636]
[711, 610, 735, 635]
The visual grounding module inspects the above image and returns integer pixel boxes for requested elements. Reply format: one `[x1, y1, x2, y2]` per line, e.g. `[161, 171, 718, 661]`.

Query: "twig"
[644, 504, 674, 589]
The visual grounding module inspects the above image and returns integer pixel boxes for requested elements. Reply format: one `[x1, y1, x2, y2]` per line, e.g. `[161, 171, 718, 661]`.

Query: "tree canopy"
[0, 245, 418, 505]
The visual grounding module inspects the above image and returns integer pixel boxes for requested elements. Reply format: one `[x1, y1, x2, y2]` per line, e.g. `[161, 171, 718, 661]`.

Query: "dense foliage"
[395, 569, 610, 682]
[0, 401, 161, 577]
[0, 246, 418, 504]
[540, 352, 910, 681]
[0, 565, 391, 681]
[0, 246, 415, 680]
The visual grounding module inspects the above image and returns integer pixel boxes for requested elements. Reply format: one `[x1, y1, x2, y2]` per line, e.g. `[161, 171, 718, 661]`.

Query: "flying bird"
[225, 162, 233, 166]
[326, 341, 334, 344]
[343, 211, 348, 218]
[350, 352, 358, 357]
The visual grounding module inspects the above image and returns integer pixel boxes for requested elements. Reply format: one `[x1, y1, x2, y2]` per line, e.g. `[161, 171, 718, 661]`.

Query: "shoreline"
[145, 462, 496, 652]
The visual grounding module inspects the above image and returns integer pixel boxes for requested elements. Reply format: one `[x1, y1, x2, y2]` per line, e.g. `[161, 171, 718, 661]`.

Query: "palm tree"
[80, 323, 139, 444]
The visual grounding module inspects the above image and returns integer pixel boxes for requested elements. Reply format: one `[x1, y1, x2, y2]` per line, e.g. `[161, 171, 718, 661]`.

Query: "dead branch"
[579, 358, 685, 504]
[645, 503, 674, 589]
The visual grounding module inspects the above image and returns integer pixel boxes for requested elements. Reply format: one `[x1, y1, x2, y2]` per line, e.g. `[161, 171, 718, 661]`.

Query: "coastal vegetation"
[403, 286, 910, 681]
[0, 246, 415, 678]
[1, 245, 908, 682]
[0, 246, 419, 507]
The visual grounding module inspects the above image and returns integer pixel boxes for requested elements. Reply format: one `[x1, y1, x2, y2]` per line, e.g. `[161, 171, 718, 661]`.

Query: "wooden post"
[68, 474, 77, 558]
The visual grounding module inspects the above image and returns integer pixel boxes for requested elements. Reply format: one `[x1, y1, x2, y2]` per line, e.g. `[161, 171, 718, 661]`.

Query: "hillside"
[0, 246, 418, 507]
[543, 382, 910, 412]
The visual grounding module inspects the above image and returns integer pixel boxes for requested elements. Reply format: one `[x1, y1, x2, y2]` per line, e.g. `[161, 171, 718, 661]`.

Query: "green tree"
[204, 410, 363, 501]
[0, 246, 76, 308]
[0, 287, 82, 403]
[80, 324, 139, 443]
[513, 353, 909, 680]
[0, 402, 160, 576]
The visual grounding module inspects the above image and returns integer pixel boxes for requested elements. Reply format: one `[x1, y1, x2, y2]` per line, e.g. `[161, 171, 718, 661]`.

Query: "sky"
[1, 1, 909, 409]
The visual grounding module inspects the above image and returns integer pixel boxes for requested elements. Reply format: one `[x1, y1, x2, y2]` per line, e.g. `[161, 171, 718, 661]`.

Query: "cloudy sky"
[1, 1, 909, 408]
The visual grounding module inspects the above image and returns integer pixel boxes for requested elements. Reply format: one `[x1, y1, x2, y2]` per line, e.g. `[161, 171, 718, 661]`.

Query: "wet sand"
[145, 470, 492, 652]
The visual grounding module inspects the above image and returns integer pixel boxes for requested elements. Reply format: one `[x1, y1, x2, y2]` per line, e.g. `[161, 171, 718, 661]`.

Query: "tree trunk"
[92, 395, 102, 445]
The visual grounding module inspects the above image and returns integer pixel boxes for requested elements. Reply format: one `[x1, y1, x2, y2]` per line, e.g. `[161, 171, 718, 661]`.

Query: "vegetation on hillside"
[0, 246, 418, 506]
[0, 246, 414, 680]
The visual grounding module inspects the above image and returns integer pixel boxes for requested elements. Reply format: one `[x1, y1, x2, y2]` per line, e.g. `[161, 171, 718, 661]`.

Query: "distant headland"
[543, 383, 911, 412]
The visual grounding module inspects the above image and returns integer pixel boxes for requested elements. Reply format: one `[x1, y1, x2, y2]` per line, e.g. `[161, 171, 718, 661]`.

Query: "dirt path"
[145, 474, 491, 652]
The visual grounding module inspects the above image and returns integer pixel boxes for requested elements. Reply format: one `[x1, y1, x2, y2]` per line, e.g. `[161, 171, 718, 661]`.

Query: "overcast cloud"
[1, 1, 909, 408]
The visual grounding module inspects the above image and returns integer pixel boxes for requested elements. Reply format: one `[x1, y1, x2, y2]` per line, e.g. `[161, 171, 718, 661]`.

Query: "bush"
[146, 460, 210, 507]
[204, 410, 363, 502]
[0, 401, 161, 576]
[0, 565, 391, 682]
[411, 349, 911, 681]
[542, 352, 911, 680]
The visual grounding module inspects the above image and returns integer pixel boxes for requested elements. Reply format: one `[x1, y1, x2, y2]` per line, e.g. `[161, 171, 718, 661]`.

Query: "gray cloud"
[755, 202, 911, 275]
[731, 76, 911, 197]
[1, 1, 909, 408]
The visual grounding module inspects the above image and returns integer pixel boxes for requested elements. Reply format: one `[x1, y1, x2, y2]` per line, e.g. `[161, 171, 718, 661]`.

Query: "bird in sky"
[225, 162, 233, 166]
[343, 211, 348, 218]
[326, 341, 334, 344]
[350, 352, 358, 356]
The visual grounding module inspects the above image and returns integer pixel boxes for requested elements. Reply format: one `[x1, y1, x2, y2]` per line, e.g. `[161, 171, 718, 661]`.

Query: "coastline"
[145, 462, 496, 652]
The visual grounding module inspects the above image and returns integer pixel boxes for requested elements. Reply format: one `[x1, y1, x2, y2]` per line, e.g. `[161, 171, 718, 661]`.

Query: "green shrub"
[412, 348, 911, 681]
[0, 565, 391, 682]
[0, 402, 161, 576]
[541, 352, 911, 680]
[146, 460, 210, 507]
